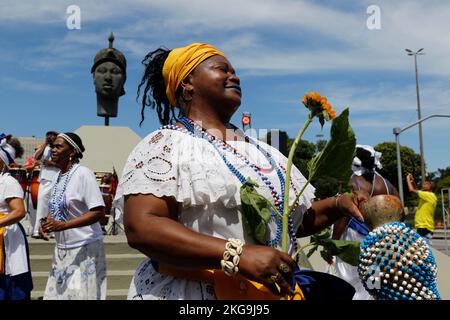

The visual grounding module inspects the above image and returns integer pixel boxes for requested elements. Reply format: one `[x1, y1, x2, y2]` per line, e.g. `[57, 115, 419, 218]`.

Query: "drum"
[9, 168, 28, 193]
[99, 184, 112, 226]
[30, 170, 40, 210]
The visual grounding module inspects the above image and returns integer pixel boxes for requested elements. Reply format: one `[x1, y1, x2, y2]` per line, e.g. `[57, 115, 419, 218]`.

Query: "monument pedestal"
[74, 125, 141, 177]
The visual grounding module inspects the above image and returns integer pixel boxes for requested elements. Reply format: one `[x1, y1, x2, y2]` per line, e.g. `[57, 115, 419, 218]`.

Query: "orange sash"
[159, 264, 305, 300]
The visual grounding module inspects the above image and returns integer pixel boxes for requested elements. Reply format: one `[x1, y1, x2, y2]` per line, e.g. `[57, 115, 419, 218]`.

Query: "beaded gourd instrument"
[357, 195, 440, 300]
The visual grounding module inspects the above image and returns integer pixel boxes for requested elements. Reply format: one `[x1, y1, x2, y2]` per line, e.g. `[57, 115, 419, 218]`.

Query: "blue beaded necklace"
[163, 117, 298, 250]
[49, 164, 79, 221]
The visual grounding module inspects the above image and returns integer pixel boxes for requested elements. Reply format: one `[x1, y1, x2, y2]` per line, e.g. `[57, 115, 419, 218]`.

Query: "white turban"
[351, 144, 382, 176]
[0, 134, 16, 165]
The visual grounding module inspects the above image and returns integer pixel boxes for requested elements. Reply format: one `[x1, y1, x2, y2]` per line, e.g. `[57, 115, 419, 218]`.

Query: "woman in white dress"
[39, 132, 107, 300]
[115, 43, 367, 300]
[330, 145, 399, 299]
[0, 134, 33, 300]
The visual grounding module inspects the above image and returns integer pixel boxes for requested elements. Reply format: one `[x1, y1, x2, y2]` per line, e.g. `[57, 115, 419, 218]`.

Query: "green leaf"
[310, 228, 331, 243]
[319, 249, 334, 264]
[320, 239, 361, 266]
[331, 240, 361, 266]
[318, 114, 325, 128]
[306, 244, 319, 258]
[307, 108, 356, 182]
[308, 228, 361, 266]
[240, 178, 273, 244]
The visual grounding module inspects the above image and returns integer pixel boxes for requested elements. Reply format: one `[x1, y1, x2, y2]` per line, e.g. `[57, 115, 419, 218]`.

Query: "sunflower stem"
[282, 115, 313, 253]
[292, 243, 315, 261]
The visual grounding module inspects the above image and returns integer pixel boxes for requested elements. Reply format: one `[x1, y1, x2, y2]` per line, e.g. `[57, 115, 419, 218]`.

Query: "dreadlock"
[137, 47, 180, 126]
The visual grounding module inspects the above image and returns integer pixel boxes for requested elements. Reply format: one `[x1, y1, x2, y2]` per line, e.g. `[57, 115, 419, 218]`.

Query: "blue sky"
[1, 0, 450, 173]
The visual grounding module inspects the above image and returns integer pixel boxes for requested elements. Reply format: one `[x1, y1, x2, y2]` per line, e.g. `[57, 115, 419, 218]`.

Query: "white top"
[115, 128, 316, 299]
[52, 165, 105, 249]
[0, 173, 29, 276]
[39, 146, 60, 181]
[328, 225, 372, 300]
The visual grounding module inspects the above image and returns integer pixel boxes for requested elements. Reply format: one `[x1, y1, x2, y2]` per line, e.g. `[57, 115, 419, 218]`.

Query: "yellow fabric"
[0, 213, 5, 274]
[213, 271, 304, 300]
[415, 191, 437, 232]
[162, 43, 225, 107]
[158, 264, 304, 300]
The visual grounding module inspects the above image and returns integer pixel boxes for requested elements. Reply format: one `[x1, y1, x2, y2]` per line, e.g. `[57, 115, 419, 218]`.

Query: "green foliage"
[240, 179, 274, 244]
[243, 109, 356, 246]
[284, 117, 353, 199]
[433, 167, 450, 191]
[437, 167, 450, 178]
[307, 108, 356, 184]
[436, 176, 450, 192]
[374, 142, 421, 204]
[287, 139, 316, 177]
[267, 130, 351, 200]
[315, 139, 327, 153]
[306, 229, 361, 266]
[311, 176, 341, 199]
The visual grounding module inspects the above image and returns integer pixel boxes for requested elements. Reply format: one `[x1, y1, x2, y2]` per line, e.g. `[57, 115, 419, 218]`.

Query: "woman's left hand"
[42, 218, 66, 233]
[336, 190, 369, 222]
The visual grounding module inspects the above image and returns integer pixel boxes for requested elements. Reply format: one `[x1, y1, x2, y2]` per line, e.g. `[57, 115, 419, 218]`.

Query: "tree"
[287, 138, 348, 199]
[287, 138, 315, 177]
[430, 166, 450, 192]
[264, 133, 350, 199]
[374, 142, 421, 204]
[315, 139, 327, 153]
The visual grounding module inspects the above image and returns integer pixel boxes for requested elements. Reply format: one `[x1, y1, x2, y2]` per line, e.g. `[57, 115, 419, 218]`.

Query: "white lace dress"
[115, 128, 315, 300]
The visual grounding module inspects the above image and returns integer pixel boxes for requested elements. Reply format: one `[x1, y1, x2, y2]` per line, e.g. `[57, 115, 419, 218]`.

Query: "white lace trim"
[115, 128, 315, 210]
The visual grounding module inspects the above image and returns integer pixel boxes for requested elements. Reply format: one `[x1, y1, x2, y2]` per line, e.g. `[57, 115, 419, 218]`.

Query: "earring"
[69, 156, 73, 162]
[182, 87, 192, 102]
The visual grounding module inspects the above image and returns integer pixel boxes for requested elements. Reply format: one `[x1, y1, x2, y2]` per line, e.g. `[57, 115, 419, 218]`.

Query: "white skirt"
[44, 239, 107, 300]
[128, 259, 215, 300]
[327, 226, 372, 300]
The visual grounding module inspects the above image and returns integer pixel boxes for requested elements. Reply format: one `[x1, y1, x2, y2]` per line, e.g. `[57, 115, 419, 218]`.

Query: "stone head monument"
[91, 32, 127, 125]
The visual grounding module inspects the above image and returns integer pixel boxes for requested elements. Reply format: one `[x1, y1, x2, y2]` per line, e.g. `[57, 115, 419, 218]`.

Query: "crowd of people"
[0, 42, 442, 301]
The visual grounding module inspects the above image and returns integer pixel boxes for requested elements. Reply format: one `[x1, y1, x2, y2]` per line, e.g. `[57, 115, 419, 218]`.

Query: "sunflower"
[302, 92, 336, 121]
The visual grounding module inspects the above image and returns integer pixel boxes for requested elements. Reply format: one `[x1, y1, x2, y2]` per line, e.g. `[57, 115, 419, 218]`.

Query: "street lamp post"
[393, 114, 450, 206]
[405, 48, 426, 185]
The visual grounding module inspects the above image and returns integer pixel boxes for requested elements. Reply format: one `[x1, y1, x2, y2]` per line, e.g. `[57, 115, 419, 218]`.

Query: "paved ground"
[430, 229, 450, 256]
[432, 239, 450, 256]
[299, 235, 450, 300]
[21, 216, 450, 300]
[24, 215, 137, 300]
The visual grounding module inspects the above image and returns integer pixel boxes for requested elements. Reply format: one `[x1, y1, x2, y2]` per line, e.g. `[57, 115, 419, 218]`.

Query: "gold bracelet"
[334, 193, 342, 210]
[220, 238, 244, 276]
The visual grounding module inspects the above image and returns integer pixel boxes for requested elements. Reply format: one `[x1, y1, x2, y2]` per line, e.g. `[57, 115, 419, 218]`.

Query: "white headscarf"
[0, 134, 16, 165]
[351, 144, 382, 176]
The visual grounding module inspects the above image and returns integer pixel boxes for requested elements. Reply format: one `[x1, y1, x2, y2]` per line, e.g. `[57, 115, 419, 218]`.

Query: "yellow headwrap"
[162, 43, 225, 106]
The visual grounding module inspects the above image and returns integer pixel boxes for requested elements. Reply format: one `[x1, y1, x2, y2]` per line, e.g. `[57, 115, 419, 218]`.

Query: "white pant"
[33, 179, 53, 235]
[24, 189, 37, 235]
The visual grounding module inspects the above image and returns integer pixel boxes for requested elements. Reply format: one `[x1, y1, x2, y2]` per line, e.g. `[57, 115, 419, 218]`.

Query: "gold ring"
[270, 273, 281, 283]
[279, 263, 291, 274]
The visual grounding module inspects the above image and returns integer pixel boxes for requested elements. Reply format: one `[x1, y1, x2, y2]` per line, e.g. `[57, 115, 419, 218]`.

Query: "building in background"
[16, 136, 45, 166]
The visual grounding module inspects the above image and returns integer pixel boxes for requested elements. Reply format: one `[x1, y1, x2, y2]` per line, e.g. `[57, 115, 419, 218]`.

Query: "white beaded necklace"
[49, 163, 79, 221]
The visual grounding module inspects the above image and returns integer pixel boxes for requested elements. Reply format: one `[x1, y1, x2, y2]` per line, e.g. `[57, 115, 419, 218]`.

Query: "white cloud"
[0, 76, 62, 92]
[3, 0, 450, 77]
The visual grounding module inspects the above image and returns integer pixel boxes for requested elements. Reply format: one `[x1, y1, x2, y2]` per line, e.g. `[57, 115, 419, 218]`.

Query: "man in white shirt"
[32, 131, 59, 237]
